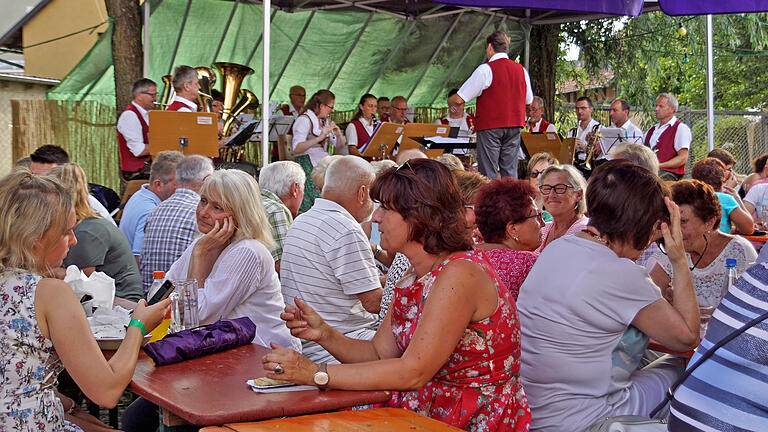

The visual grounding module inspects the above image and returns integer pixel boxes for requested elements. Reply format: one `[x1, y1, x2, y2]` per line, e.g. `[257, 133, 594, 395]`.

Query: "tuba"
[195, 66, 217, 113]
[222, 89, 259, 137]
[158, 74, 175, 108]
[214, 62, 254, 126]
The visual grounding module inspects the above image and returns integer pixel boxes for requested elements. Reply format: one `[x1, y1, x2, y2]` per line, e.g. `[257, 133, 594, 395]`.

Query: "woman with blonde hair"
[0, 170, 169, 430]
[527, 152, 559, 222]
[165, 169, 299, 350]
[535, 164, 589, 252]
[49, 163, 143, 301]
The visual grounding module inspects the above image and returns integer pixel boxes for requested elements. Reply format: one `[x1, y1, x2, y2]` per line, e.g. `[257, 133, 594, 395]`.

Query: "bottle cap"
[726, 258, 737, 268]
[153, 271, 165, 279]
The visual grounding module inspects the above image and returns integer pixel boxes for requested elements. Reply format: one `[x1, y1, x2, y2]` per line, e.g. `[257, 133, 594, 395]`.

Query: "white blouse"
[167, 237, 301, 351]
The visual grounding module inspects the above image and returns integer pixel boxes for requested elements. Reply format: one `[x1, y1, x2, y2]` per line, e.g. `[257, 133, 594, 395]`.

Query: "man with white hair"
[258, 161, 306, 272]
[643, 93, 692, 181]
[139, 154, 214, 294]
[166, 65, 200, 112]
[280, 155, 381, 363]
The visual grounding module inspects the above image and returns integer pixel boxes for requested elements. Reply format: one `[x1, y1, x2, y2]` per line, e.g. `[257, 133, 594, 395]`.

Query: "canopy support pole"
[245, 9, 278, 66]
[270, 11, 315, 98]
[143, 1, 149, 77]
[167, 0, 192, 75]
[213, 0, 239, 63]
[706, 14, 715, 151]
[261, 0, 271, 168]
[328, 11, 374, 90]
[523, 10, 530, 69]
[366, 20, 416, 94]
[407, 12, 463, 101]
[428, 14, 495, 106]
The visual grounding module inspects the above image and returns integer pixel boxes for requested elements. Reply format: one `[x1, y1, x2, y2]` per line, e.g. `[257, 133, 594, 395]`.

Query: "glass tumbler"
[169, 279, 200, 331]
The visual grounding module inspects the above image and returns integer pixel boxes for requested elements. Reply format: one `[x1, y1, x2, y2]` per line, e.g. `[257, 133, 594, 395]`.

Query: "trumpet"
[581, 123, 602, 171]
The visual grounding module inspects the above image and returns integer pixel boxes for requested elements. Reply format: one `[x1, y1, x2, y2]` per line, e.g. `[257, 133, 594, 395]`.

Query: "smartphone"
[148, 280, 175, 305]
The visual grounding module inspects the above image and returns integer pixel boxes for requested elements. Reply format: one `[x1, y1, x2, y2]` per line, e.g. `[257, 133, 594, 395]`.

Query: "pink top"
[535, 214, 589, 253]
[481, 249, 538, 301]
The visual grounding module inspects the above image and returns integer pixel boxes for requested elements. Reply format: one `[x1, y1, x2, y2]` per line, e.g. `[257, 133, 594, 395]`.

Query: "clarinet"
[371, 114, 379, 128]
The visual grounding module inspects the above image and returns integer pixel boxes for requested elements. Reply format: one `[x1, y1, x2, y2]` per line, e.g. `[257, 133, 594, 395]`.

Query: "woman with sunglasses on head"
[262, 159, 531, 431]
[518, 160, 700, 431]
[474, 178, 542, 300]
[534, 164, 588, 252]
[649, 180, 756, 309]
[526, 152, 558, 223]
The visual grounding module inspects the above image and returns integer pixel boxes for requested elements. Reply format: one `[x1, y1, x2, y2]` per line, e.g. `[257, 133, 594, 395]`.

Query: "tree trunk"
[105, 0, 142, 111]
[529, 24, 560, 124]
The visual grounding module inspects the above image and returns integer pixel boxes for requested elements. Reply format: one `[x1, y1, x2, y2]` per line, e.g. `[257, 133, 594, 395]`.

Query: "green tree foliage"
[560, 12, 768, 111]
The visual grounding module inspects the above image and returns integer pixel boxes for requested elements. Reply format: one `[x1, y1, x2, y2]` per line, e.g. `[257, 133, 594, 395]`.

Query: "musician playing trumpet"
[166, 65, 200, 112]
[116, 78, 157, 180]
[568, 96, 600, 175]
[346, 93, 379, 158]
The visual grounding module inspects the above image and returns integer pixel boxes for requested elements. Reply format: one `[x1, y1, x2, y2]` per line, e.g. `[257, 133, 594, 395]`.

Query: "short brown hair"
[587, 160, 670, 250]
[486, 30, 510, 53]
[708, 148, 736, 167]
[475, 178, 537, 243]
[453, 170, 490, 205]
[670, 180, 722, 230]
[691, 157, 726, 191]
[371, 159, 473, 254]
[753, 153, 768, 174]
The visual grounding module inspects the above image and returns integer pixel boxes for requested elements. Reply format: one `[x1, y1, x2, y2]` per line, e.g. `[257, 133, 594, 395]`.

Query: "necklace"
[580, 228, 607, 244]
[550, 214, 579, 240]
[689, 234, 709, 271]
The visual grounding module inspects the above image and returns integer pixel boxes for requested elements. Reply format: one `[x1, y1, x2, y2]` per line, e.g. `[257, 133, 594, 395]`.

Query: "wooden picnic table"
[199, 408, 463, 431]
[129, 343, 392, 427]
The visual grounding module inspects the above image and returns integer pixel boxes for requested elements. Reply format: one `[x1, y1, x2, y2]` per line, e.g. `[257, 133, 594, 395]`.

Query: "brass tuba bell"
[214, 62, 254, 125]
[195, 66, 217, 113]
[158, 74, 175, 107]
[222, 89, 259, 136]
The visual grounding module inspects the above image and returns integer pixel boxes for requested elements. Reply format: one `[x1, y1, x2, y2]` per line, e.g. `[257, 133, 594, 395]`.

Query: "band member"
[279, 85, 306, 117]
[609, 99, 643, 143]
[166, 65, 199, 112]
[526, 96, 557, 134]
[643, 93, 692, 181]
[346, 93, 378, 158]
[377, 97, 391, 121]
[435, 89, 476, 136]
[387, 96, 410, 125]
[450, 30, 533, 178]
[117, 78, 156, 180]
[568, 96, 600, 172]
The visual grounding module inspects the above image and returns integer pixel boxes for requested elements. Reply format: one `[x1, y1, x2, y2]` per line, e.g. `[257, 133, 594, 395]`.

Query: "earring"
[513, 235, 519, 242]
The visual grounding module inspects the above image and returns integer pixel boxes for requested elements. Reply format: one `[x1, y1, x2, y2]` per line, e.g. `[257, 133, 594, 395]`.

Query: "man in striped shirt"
[280, 156, 382, 364]
[668, 261, 768, 430]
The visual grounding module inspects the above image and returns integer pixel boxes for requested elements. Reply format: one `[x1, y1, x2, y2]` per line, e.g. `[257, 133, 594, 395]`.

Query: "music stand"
[360, 123, 405, 159]
[149, 111, 219, 157]
[401, 123, 452, 158]
[225, 120, 259, 147]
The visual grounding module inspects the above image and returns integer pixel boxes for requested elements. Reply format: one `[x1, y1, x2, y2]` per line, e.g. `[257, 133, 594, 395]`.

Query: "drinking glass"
[699, 306, 716, 339]
[169, 279, 200, 332]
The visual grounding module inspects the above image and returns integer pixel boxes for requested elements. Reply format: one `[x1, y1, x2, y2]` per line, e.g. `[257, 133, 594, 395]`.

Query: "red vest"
[528, 119, 552, 133]
[475, 58, 527, 131]
[440, 113, 475, 130]
[350, 119, 371, 149]
[644, 119, 684, 175]
[117, 104, 150, 172]
[166, 100, 196, 111]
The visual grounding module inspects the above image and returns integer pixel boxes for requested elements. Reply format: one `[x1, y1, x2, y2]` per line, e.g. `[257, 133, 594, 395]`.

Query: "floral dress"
[0, 268, 83, 431]
[387, 250, 531, 432]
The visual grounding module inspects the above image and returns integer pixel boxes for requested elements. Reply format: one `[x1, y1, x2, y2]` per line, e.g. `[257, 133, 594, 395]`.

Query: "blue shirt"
[119, 184, 161, 255]
[668, 262, 768, 431]
[716, 192, 739, 234]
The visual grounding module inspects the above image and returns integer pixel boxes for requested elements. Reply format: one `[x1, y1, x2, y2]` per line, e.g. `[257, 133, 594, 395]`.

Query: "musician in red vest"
[387, 96, 410, 125]
[449, 30, 533, 178]
[117, 78, 157, 180]
[435, 89, 476, 134]
[278, 85, 306, 117]
[643, 93, 691, 181]
[166, 65, 199, 112]
[526, 96, 557, 134]
[346, 93, 379, 158]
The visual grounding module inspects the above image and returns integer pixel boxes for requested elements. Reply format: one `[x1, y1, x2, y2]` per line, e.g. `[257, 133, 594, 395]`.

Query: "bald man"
[279, 85, 306, 117]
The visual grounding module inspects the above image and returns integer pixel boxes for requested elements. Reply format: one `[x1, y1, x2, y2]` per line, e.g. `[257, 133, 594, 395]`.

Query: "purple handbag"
[142, 317, 257, 366]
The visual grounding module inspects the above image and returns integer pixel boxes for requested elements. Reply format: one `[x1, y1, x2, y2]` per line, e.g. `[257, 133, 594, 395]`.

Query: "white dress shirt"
[292, 110, 331, 166]
[643, 116, 692, 152]
[116, 102, 149, 157]
[345, 117, 375, 149]
[613, 119, 644, 144]
[569, 118, 601, 162]
[172, 95, 198, 112]
[457, 53, 534, 105]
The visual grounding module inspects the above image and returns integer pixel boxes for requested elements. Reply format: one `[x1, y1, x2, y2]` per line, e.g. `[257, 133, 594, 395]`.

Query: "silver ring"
[274, 363, 284, 374]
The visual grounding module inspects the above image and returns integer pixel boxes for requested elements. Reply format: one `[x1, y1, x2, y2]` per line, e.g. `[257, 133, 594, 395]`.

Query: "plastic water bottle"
[146, 270, 165, 299]
[726, 258, 738, 289]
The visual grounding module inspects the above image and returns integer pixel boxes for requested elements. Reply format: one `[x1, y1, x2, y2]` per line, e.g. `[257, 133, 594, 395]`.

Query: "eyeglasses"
[323, 103, 334, 110]
[529, 169, 545, 178]
[291, 93, 306, 97]
[396, 159, 414, 172]
[575, 106, 590, 111]
[392, 106, 408, 112]
[141, 91, 157, 97]
[517, 211, 544, 224]
[539, 184, 574, 195]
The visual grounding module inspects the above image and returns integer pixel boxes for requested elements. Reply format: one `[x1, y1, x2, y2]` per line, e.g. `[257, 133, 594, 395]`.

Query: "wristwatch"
[313, 363, 329, 389]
